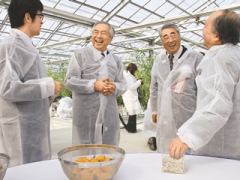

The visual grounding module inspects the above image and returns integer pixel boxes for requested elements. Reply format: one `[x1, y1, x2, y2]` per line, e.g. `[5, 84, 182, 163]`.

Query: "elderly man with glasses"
[65, 22, 126, 146]
[149, 23, 203, 152]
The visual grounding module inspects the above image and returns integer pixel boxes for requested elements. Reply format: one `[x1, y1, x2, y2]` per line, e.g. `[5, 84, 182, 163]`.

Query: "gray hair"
[92, 21, 115, 38]
[160, 23, 180, 36]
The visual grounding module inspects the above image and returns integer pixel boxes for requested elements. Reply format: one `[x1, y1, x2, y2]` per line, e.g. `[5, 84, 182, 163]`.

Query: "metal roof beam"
[103, 0, 131, 22]
[41, 22, 63, 45]
[37, 3, 240, 50]
[116, 2, 240, 31]
[113, 35, 158, 44]
[181, 36, 206, 49]
[131, 1, 164, 18]
[43, 6, 97, 27]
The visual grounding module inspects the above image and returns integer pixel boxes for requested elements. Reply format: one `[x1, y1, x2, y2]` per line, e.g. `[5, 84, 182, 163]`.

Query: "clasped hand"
[54, 80, 64, 96]
[94, 78, 116, 96]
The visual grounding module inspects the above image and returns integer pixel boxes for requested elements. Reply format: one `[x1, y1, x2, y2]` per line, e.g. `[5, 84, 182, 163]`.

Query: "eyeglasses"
[92, 30, 109, 36]
[36, 13, 44, 20]
[161, 32, 178, 42]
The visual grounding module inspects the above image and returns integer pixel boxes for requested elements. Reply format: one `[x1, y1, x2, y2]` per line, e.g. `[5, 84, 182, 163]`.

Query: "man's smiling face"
[160, 27, 181, 55]
[91, 23, 112, 52]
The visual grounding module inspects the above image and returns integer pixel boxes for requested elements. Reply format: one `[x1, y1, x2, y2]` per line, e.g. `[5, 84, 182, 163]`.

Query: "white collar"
[166, 45, 183, 61]
[92, 46, 109, 60]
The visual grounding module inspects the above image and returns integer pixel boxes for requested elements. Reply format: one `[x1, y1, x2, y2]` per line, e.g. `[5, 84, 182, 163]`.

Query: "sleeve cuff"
[88, 79, 96, 93]
[136, 80, 141, 86]
[40, 77, 55, 98]
[177, 131, 199, 151]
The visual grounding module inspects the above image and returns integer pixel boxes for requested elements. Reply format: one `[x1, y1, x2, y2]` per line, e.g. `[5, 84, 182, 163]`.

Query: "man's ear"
[24, 13, 32, 24]
[213, 32, 222, 45]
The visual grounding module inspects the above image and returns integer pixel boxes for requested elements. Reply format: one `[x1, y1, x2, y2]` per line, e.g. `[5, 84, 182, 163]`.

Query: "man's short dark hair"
[160, 23, 180, 36]
[213, 10, 240, 45]
[8, 0, 43, 28]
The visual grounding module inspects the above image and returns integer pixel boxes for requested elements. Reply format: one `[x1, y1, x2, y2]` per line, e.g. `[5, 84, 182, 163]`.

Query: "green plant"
[117, 96, 124, 106]
[47, 63, 72, 97]
[133, 50, 154, 109]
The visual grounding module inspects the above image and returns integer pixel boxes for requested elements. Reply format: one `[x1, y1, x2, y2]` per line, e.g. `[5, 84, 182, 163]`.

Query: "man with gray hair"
[65, 21, 126, 145]
[149, 23, 203, 152]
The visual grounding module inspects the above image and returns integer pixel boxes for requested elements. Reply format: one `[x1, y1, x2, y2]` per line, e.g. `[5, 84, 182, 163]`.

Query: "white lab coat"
[0, 29, 55, 164]
[143, 99, 156, 139]
[150, 46, 203, 153]
[57, 97, 72, 119]
[178, 44, 240, 159]
[122, 71, 142, 115]
[65, 46, 126, 145]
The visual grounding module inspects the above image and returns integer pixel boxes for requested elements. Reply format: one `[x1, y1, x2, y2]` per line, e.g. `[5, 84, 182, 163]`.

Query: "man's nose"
[168, 36, 175, 42]
[96, 32, 102, 38]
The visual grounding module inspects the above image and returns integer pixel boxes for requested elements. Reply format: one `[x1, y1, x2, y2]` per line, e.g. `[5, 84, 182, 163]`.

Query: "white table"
[4, 153, 240, 180]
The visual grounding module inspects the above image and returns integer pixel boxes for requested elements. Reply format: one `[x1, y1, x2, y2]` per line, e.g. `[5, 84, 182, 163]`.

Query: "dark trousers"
[126, 115, 137, 133]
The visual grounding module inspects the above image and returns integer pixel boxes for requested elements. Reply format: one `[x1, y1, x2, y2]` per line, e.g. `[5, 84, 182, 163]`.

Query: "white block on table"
[162, 155, 184, 174]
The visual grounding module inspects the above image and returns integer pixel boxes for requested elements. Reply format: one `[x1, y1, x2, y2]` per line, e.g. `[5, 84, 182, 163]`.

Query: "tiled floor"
[50, 116, 153, 159]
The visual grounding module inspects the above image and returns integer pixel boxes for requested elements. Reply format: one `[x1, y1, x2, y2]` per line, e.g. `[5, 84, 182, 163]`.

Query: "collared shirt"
[92, 47, 109, 61]
[166, 45, 183, 65]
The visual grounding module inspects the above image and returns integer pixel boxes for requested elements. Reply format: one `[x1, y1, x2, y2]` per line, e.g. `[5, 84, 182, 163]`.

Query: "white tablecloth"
[4, 153, 240, 180]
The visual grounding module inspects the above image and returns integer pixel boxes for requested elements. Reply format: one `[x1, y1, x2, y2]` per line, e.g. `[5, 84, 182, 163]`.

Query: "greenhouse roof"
[0, 0, 240, 65]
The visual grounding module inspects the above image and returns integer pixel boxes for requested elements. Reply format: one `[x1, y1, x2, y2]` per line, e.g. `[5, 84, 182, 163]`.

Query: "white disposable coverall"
[0, 98, 22, 166]
[0, 29, 55, 164]
[65, 46, 126, 145]
[143, 99, 156, 139]
[122, 70, 142, 115]
[178, 44, 240, 159]
[57, 96, 72, 119]
[150, 46, 203, 153]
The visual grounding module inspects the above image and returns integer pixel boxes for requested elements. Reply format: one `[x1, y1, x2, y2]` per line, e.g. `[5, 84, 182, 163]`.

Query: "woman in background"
[122, 63, 142, 133]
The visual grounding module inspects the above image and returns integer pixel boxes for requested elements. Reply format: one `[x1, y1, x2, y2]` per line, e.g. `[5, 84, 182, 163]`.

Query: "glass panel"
[142, 14, 162, 23]
[145, 0, 166, 11]
[56, 0, 79, 13]
[130, 9, 151, 23]
[109, 16, 126, 27]
[117, 3, 140, 18]
[41, 0, 59, 7]
[85, 0, 109, 8]
[76, 5, 97, 18]
[42, 18, 61, 30]
[0, 8, 7, 21]
[92, 11, 107, 21]
[102, 0, 122, 12]
[131, 0, 150, 6]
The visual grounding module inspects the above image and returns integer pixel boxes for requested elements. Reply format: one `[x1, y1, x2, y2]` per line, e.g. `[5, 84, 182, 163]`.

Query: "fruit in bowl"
[58, 144, 125, 180]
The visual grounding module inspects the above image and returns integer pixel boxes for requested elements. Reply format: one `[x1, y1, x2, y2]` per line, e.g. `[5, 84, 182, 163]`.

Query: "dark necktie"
[101, 51, 109, 57]
[168, 54, 174, 71]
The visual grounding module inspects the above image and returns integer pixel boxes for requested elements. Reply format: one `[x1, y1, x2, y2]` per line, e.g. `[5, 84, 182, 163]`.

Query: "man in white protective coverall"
[0, 0, 63, 165]
[169, 10, 240, 160]
[65, 21, 126, 145]
[150, 23, 203, 153]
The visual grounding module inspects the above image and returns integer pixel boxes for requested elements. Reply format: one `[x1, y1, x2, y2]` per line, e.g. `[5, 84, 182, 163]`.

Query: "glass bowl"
[58, 144, 125, 180]
[0, 153, 9, 180]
